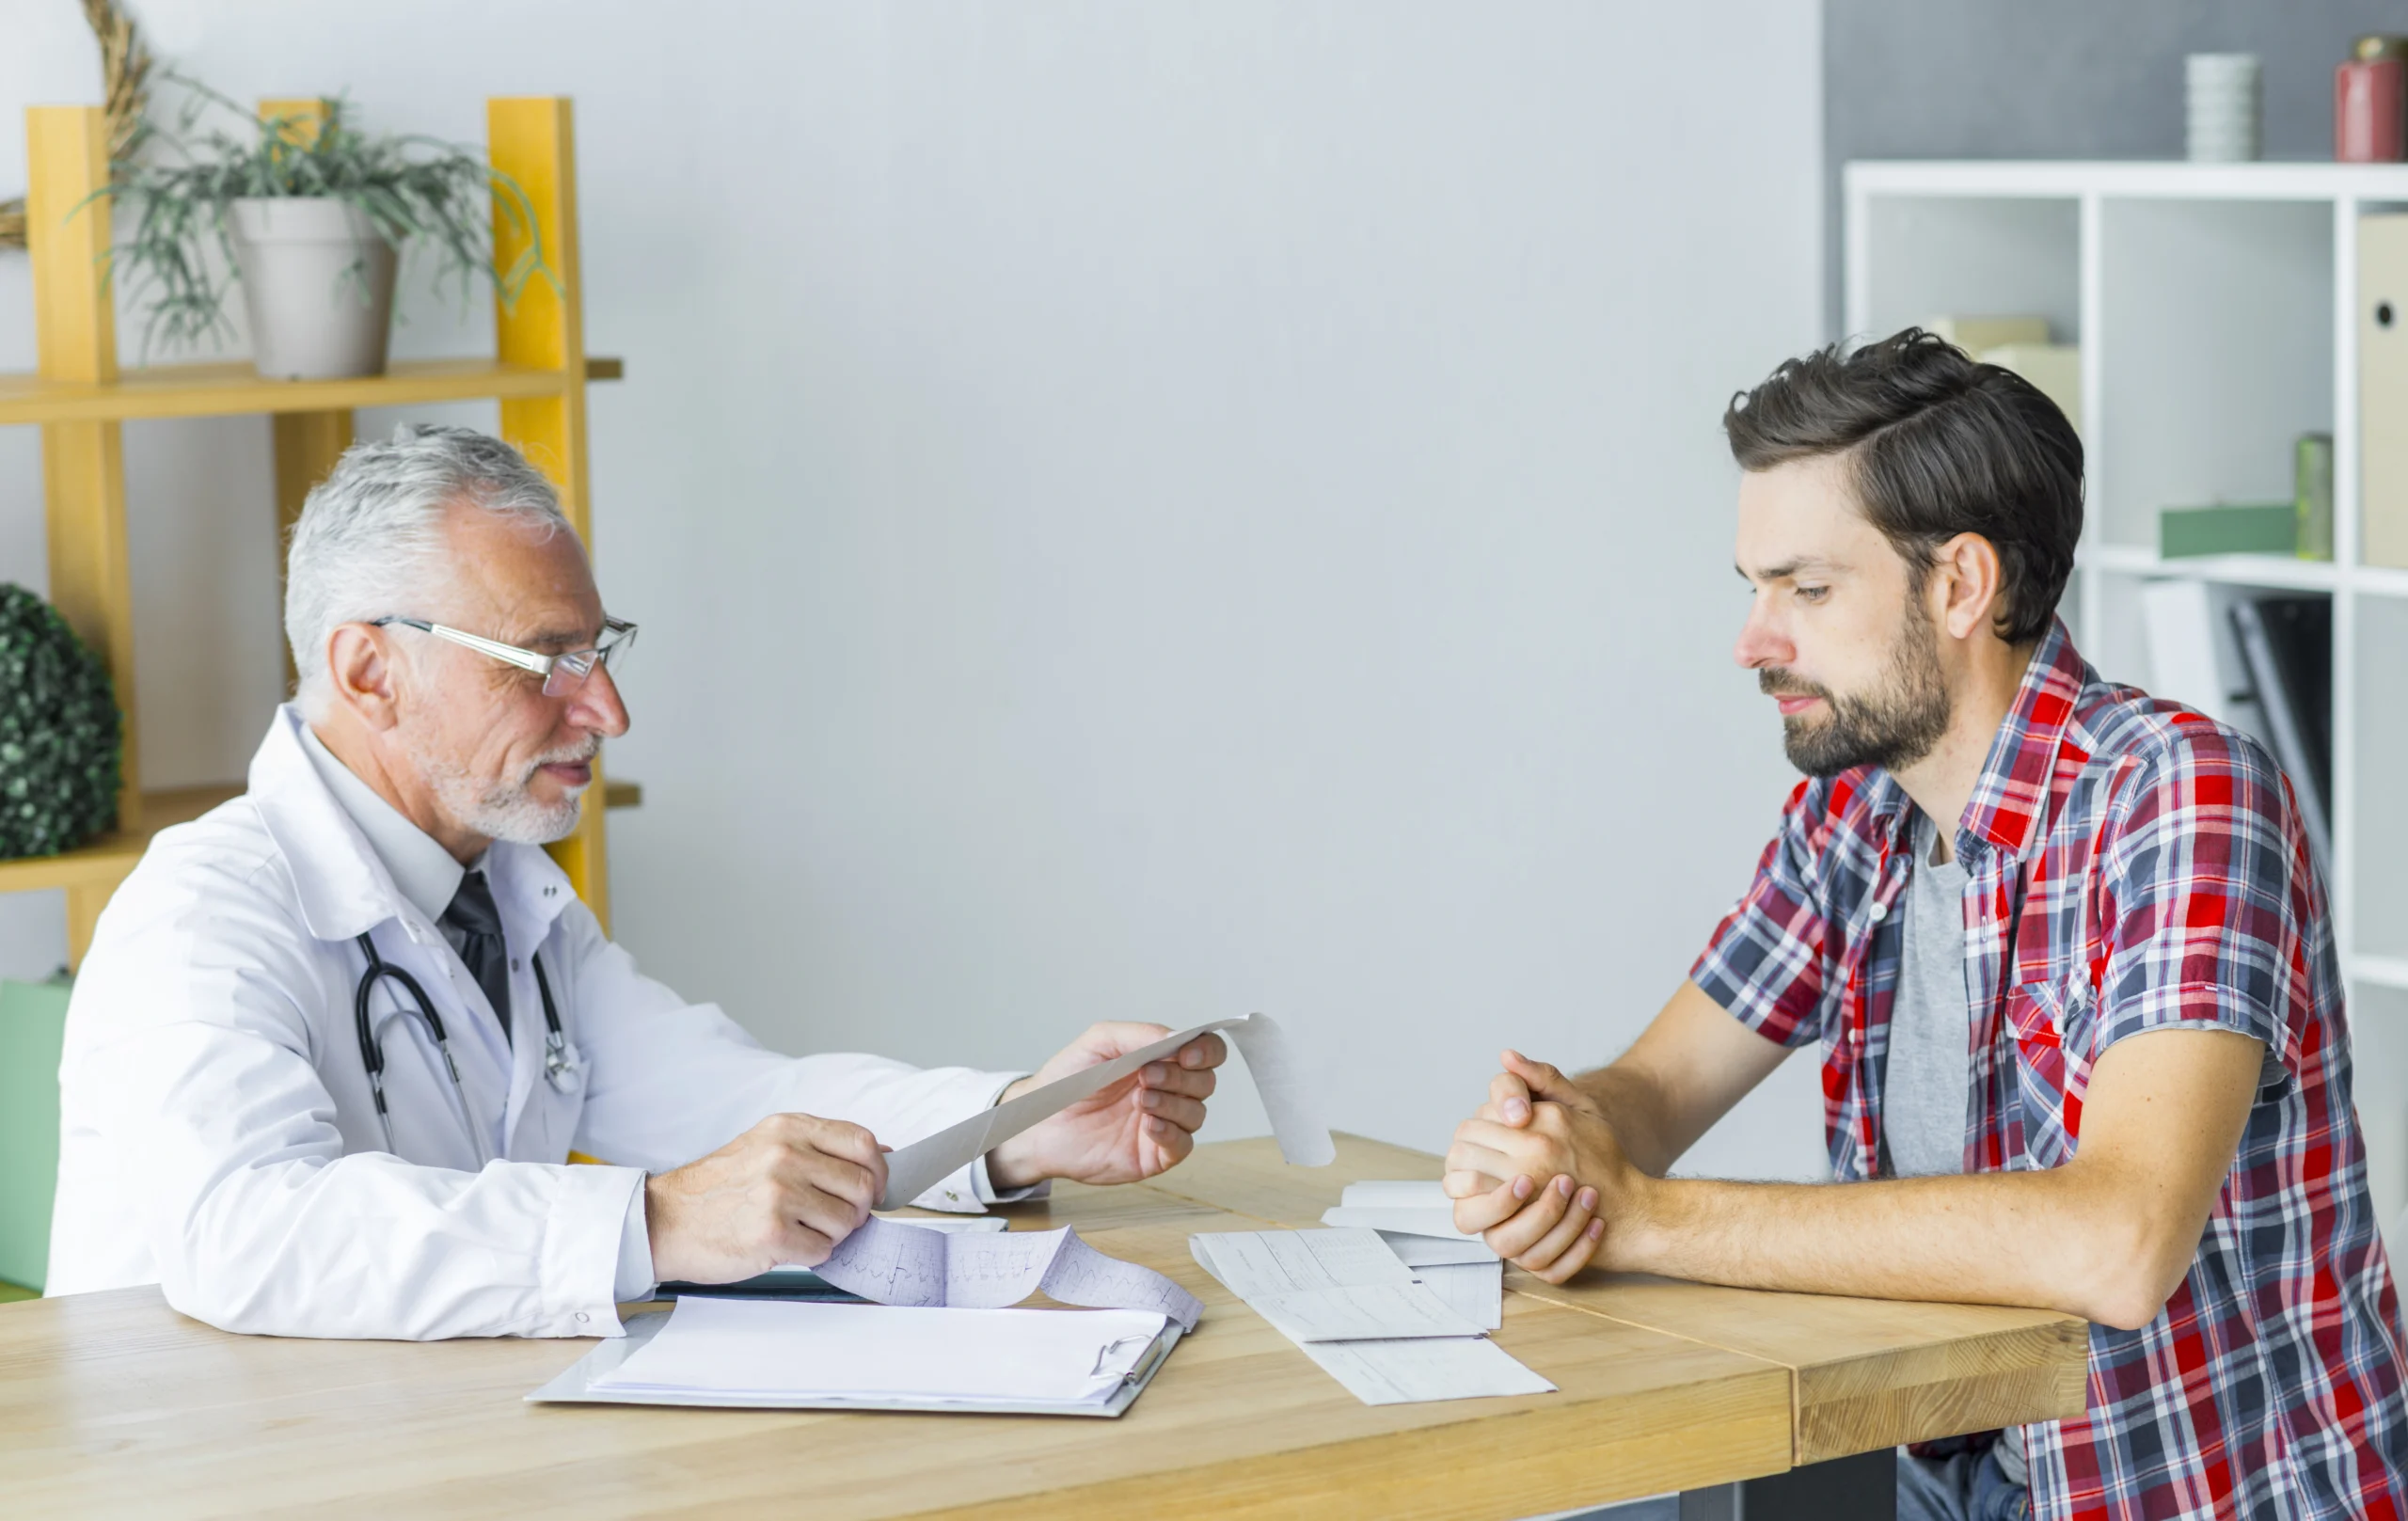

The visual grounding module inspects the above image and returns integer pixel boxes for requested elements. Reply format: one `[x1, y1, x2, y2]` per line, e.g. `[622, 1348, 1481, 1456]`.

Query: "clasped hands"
[646, 1022, 1225, 1285]
[1444, 1049, 1645, 1284]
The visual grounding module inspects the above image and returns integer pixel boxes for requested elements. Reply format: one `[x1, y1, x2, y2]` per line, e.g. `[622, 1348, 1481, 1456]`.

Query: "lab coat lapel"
[246, 706, 510, 1166]
[483, 838, 578, 1153]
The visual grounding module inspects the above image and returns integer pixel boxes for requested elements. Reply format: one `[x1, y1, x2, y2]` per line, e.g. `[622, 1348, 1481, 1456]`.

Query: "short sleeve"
[2093, 721, 2303, 1085]
[1691, 777, 1835, 1050]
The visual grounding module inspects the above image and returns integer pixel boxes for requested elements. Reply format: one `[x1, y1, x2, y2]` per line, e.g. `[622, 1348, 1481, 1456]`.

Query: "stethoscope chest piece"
[542, 1029, 581, 1093]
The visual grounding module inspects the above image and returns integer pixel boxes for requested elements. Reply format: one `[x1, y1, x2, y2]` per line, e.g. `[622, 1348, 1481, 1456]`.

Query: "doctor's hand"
[1442, 1050, 1638, 1284]
[643, 1113, 888, 1283]
[986, 1022, 1227, 1190]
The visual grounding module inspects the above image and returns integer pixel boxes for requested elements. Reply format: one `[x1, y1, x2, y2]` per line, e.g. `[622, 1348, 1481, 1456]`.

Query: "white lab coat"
[46, 706, 1021, 1340]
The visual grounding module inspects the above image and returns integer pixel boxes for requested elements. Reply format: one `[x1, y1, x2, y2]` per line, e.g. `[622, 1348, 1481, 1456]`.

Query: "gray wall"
[1825, 1, 2408, 334]
[0, 4, 1830, 1174]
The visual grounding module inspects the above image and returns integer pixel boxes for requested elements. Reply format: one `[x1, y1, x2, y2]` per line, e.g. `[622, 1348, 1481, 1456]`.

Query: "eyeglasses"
[371, 615, 638, 698]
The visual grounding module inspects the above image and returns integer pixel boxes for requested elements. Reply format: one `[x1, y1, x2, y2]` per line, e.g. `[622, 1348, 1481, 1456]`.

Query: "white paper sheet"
[878, 1012, 1334, 1209]
[1323, 1179, 1493, 1248]
[1378, 1231, 1497, 1267]
[1188, 1228, 1483, 1340]
[1190, 1223, 1547, 1405]
[590, 1296, 1164, 1405]
[816, 1216, 1204, 1330]
[1299, 1336, 1556, 1405]
[1340, 1180, 1454, 1208]
[1244, 1283, 1486, 1342]
[1412, 1261, 1504, 1331]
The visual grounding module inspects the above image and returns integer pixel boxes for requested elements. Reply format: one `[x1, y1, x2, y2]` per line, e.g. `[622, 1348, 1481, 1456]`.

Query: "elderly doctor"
[45, 425, 1226, 1339]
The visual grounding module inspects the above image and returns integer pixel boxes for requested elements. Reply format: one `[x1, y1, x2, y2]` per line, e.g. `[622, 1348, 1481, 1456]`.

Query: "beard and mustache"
[401, 731, 600, 846]
[1759, 594, 1953, 779]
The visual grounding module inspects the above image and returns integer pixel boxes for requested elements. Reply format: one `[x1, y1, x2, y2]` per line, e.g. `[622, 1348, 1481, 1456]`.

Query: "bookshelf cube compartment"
[2096, 198, 2333, 551]
[1856, 195, 2080, 352]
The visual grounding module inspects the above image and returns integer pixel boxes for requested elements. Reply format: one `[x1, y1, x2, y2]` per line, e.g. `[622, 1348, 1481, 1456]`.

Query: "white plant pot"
[227, 198, 398, 380]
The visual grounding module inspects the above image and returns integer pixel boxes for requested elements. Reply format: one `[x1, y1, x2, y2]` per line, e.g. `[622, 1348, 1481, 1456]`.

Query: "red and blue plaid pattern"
[1692, 619, 2408, 1519]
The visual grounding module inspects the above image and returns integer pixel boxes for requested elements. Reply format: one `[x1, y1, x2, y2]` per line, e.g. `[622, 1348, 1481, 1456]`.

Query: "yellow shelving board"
[0, 356, 629, 425]
[5, 96, 628, 969]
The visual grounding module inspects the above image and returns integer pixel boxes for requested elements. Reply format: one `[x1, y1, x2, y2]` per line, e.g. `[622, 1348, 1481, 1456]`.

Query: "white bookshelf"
[1846, 160, 2408, 1237]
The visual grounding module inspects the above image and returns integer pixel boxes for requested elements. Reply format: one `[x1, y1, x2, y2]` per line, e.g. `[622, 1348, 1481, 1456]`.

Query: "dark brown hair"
[1722, 327, 2083, 646]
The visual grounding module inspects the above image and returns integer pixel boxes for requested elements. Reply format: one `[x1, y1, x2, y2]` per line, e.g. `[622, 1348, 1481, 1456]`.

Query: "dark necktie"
[441, 870, 513, 1046]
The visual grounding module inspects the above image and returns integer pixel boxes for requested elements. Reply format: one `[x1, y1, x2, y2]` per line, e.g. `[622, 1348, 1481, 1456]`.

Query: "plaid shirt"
[1692, 620, 2408, 1519]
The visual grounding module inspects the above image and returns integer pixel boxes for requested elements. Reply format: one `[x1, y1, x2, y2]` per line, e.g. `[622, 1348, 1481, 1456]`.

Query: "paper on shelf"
[1189, 1228, 1482, 1340]
[817, 1216, 1204, 1330]
[590, 1296, 1165, 1405]
[879, 1012, 1335, 1209]
[1300, 1335, 1555, 1406]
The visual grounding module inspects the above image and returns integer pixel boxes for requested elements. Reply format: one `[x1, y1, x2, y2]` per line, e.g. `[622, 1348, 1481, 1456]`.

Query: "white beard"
[404, 733, 594, 845]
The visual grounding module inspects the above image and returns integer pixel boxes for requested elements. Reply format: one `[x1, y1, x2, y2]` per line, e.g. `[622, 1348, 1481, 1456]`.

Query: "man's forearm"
[1619, 1167, 2155, 1328]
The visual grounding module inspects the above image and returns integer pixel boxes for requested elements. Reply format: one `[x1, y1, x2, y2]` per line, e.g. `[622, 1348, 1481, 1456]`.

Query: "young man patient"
[1445, 330, 2407, 1519]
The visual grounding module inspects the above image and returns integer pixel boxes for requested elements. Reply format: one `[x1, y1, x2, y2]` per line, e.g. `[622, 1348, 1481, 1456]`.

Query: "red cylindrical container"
[2338, 57, 2407, 162]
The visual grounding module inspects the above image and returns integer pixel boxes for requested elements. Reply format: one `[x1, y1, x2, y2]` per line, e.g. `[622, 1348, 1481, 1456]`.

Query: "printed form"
[1190, 1228, 1552, 1405]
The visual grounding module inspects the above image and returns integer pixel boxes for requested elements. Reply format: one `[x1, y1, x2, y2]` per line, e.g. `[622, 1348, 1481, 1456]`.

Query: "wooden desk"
[0, 1136, 2084, 1520]
[1155, 1135, 2091, 1467]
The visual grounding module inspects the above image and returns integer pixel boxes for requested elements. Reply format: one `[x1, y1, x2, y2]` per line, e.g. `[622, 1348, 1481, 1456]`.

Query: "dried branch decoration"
[0, 0, 155, 250]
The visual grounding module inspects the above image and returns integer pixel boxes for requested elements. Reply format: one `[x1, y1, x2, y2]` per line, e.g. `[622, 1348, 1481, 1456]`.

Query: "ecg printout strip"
[816, 1216, 1205, 1330]
[877, 1012, 1335, 1210]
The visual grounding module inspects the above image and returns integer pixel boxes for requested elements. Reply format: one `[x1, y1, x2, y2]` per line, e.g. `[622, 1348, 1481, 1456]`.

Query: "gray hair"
[285, 424, 574, 715]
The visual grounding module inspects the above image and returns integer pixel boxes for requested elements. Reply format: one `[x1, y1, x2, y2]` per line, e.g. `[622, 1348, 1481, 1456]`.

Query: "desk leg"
[1676, 1448, 1894, 1521]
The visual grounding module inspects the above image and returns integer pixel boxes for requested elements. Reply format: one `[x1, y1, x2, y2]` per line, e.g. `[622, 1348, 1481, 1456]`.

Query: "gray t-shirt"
[1883, 810, 1972, 1180]
[1885, 808, 2027, 1488]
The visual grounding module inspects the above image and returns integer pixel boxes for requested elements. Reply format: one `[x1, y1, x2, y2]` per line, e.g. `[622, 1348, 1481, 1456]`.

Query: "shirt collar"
[1848, 616, 2087, 863]
[296, 721, 468, 925]
[1959, 616, 2088, 860]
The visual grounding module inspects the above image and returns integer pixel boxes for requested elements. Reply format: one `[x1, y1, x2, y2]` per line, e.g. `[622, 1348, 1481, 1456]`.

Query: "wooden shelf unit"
[7, 97, 627, 969]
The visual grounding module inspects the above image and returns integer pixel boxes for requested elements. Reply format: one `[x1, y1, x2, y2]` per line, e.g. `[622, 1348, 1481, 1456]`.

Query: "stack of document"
[1190, 1227, 1553, 1406]
[531, 1296, 1179, 1417]
[1322, 1179, 1504, 1332]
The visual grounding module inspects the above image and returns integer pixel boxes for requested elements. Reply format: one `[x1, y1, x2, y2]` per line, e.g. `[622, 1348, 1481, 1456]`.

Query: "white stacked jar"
[2188, 53, 2262, 162]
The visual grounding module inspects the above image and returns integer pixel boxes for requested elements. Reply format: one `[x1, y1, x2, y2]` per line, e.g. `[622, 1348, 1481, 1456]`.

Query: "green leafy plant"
[0, 584, 121, 860]
[93, 79, 554, 356]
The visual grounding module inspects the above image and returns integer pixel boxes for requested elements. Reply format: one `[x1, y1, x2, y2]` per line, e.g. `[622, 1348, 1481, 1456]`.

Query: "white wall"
[0, 1, 1828, 1178]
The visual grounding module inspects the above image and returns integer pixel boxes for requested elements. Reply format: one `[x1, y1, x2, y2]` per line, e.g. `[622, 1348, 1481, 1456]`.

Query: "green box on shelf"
[0, 975, 71, 1293]
[2160, 503, 2298, 559]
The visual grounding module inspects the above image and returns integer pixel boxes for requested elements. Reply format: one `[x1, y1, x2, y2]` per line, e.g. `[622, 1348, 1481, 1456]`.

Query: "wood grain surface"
[1162, 1133, 2091, 1463]
[0, 1199, 1789, 1519]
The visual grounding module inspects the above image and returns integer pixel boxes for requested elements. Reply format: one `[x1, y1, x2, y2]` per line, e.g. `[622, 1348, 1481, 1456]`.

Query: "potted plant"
[95, 84, 552, 379]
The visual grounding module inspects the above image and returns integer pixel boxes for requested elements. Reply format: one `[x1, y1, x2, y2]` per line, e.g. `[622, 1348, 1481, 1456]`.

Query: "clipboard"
[526, 1305, 1184, 1418]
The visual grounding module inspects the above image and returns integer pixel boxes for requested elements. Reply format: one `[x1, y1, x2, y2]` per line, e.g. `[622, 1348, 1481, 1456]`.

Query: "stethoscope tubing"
[352, 927, 577, 1163]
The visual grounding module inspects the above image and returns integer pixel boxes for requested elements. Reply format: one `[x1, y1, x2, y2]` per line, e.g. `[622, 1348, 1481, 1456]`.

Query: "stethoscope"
[352, 927, 580, 1160]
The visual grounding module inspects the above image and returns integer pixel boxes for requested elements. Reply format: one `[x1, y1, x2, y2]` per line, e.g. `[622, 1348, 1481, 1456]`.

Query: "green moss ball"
[0, 584, 122, 859]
